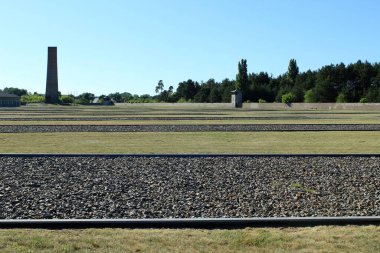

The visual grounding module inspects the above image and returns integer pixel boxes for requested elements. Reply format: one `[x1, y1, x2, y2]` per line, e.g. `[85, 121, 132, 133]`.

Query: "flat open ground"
[1, 226, 379, 253]
[0, 104, 379, 252]
[0, 104, 380, 154]
[1, 131, 379, 154]
[1, 104, 380, 125]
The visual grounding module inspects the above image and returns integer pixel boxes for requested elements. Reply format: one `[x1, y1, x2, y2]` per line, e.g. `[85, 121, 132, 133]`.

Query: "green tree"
[336, 89, 349, 103]
[120, 92, 133, 102]
[274, 75, 293, 102]
[258, 98, 266, 103]
[287, 59, 299, 83]
[303, 89, 316, 102]
[60, 95, 75, 104]
[155, 80, 164, 94]
[108, 92, 123, 102]
[236, 59, 249, 98]
[194, 81, 211, 102]
[365, 66, 380, 102]
[3, 87, 28, 96]
[313, 73, 337, 102]
[20, 94, 45, 103]
[291, 76, 306, 102]
[220, 79, 235, 102]
[140, 94, 155, 102]
[158, 90, 169, 102]
[281, 92, 296, 104]
[176, 79, 200, 101]
[77, 92, 95, 103]
[313, 79, 330, 102]
[210, 87, 221, 102]
[247, 72, 273, 102]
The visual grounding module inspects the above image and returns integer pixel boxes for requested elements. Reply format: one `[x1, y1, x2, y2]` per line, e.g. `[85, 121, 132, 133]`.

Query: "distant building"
[0, 91, 20, 107]
[231, 90, 242, 108]
[92, 96, 115, 106]
[103, 96, 115, 105]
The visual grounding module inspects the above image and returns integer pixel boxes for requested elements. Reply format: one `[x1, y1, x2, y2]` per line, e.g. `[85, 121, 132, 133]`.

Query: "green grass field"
[2, 118, 380, 125]
[1, 226, 379, 253]
[1, 104, 380, 125]
[1, 131, 379, 154]
[1, 104, 379, 252]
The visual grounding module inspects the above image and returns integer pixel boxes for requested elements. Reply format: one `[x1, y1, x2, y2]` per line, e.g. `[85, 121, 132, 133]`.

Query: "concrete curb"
[1, 217, 379, 229]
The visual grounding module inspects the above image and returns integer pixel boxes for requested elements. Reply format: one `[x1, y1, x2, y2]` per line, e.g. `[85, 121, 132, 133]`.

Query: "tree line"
[152, 59, 380, 103]
[2, 59, 380, 104]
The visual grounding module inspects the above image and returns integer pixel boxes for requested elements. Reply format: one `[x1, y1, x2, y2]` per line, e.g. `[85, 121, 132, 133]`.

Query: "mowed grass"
[2, 104, 380, 124]
[0, 226, 379, 253]
[1, 118, 380, 125]
[1, 104, 380, 117]
[0, 131, 379, 154]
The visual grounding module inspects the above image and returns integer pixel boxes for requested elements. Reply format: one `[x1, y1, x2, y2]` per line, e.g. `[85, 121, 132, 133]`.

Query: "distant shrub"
[304, 89, 316, 103]
[21, 94, 45, 103]
[177, 98, 188, 103]
[359, 97, 368, 103]
[281, 92, 295, 104]
[60, 95, 75, 104]
[336, 92, 348, 103]
[258, 98, 266, 103]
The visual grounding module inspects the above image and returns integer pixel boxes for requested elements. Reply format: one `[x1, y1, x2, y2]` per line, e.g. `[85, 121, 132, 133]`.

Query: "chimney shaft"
[45, 47, 59, 103]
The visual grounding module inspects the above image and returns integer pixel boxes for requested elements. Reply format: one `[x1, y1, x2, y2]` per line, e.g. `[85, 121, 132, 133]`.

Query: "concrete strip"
[1, 217, 379, 229]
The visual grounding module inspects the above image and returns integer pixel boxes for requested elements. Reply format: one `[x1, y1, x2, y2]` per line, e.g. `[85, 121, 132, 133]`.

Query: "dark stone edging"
[1, 124, 380, 132]
[0, 116, 305, 121]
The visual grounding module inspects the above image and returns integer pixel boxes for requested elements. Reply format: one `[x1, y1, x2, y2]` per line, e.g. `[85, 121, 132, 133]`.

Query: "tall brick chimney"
[45, 47, 59, 103]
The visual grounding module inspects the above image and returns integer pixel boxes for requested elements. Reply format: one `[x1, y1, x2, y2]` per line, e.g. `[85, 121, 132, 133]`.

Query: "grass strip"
[0, 131, 379, 154]
[0, 226, 379, 253]
[1, 119, 380, 125]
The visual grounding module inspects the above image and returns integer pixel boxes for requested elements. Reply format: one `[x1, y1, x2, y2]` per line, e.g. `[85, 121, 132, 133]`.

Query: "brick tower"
[45, 47, 59, 103]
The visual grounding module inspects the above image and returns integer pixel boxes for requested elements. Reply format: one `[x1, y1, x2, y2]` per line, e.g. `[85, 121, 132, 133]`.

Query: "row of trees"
[0, 87, 159, 104]
[2, 59, 380, 104]
[107, 58, 380, 104]
[10, 91, 158, 104]
[154, 59, 380, 103]
[1, 87, 28, 97]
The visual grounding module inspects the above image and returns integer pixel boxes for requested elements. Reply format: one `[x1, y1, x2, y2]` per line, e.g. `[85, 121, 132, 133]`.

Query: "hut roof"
[0, 91, 20, 98]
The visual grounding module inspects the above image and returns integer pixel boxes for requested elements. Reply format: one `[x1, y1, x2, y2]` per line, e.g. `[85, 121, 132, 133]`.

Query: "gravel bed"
[0, 112, 228, 117]
[0, 124, 380, 132]
[0, 155, 379, 219]
[0, 116, 307, 121]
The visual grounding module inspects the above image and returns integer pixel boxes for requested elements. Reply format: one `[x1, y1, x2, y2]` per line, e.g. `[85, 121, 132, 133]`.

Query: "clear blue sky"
[0, 0, 379, 96]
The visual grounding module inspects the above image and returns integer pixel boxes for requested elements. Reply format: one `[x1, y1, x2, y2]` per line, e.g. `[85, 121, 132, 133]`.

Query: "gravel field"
[0, 112, 228, 116]
[0, 116, 305, 121]
[0, 155, 379, 219]
[0, 124, 380, 132]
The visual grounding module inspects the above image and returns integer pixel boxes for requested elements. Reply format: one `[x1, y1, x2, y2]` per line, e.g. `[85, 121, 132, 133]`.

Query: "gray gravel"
[0, 155, 379, 219]
[0, 116, 306, 121]
[1, 124, 380, 132]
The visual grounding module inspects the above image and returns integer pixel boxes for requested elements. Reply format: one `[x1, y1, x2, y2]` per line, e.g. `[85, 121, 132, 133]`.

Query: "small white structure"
[231, 90, 242, 108]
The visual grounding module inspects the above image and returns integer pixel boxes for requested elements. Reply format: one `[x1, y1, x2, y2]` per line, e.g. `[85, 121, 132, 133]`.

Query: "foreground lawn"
[0, 131, 379, 154]
[0, 226, 379, 253]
